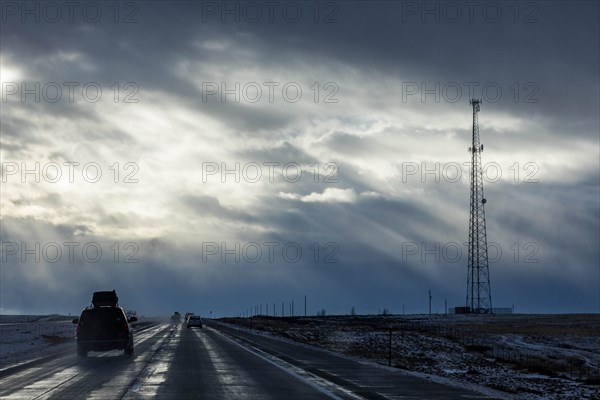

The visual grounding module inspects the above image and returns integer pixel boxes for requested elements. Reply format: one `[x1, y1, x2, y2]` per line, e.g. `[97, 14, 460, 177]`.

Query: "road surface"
[0, 321, 499, 399]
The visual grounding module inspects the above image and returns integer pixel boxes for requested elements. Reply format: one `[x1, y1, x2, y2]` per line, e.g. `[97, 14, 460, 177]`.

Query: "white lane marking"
[193, 329, 254, 398]
[0, 367, 80, 400]
[1, 324, 173, 400]
[209, 327, 362, 400]
[119, 324, 180, 399]
[83, 323, 169, 358]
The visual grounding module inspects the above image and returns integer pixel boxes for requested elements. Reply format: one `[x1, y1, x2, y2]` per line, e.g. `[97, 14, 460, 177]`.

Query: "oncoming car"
[186, 315, 203, 328]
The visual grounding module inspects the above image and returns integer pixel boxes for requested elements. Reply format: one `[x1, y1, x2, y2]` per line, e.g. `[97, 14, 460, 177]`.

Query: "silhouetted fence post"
[388, 328, 392, 367]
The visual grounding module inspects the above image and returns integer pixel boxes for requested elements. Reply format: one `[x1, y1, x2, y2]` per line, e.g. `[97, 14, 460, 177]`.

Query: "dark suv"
[73, 291, 137, 357]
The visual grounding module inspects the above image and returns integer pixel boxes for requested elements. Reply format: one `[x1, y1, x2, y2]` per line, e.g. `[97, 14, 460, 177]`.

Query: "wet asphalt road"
[0, 321, 499, 399]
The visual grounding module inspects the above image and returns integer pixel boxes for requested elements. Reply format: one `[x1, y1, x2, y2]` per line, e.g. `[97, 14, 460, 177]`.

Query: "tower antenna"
[466, 98, 492, 314]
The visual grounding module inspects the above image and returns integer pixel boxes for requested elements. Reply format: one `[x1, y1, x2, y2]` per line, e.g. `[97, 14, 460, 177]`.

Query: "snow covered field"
[0, 314, 157, 367]
[222, 314, 600, 400]
[2, 313, 598, 398]
[0, 315, 76, 367]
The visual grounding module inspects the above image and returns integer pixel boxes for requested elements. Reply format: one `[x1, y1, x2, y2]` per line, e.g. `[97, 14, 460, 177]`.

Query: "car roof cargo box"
[92, 290, 119, 307]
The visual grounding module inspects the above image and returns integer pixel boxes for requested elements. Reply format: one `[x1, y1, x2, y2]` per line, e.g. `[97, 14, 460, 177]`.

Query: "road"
[0, 321, 499, 399]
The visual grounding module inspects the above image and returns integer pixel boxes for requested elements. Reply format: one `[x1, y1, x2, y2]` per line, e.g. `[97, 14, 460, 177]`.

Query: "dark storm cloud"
[180, 194, 258, 223]
[232, 141, 377, 196]
[4, 1, 597, 134]
[1, 0, 598, 315]
[236, 141, 310, 161]
[216, 1, 599, 119]
[0, 113, 47, 154]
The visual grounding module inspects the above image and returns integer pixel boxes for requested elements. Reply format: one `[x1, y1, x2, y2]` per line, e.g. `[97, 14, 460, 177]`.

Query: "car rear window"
[81, 308, 125, 323]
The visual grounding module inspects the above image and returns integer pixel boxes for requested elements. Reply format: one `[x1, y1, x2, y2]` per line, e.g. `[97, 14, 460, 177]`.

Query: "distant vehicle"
[72, 290, 137, 357]
[170, 311, 181, 323]
[186, 315, 203, 329]
[184, 312, 193, 321]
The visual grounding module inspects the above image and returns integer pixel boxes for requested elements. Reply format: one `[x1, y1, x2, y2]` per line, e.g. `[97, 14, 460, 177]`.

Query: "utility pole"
[429, 289, 432, 315]
[466, 98, 493, 314]
[304, 295, 307, 317]
[282, 301, 284, 317]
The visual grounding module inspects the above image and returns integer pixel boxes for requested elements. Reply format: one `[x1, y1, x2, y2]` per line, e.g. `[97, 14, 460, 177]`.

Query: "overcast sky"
[1, 0, 599, 316]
